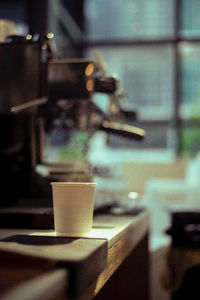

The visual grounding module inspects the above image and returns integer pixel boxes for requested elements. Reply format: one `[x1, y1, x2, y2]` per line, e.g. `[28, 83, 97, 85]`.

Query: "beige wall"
[122, 159, 187, 194]
[0, 19, 18, 42]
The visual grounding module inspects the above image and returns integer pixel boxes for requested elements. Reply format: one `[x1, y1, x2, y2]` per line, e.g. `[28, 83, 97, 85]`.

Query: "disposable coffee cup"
[51, 182, 96, 236]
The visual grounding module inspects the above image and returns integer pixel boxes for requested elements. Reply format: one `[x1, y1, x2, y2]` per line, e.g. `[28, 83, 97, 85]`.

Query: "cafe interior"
[0, 1, 200, 300]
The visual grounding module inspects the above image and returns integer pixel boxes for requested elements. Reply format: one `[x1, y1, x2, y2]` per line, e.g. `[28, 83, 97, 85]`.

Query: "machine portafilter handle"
[94, 76, 119, 94]
[99, 120, 146, 140]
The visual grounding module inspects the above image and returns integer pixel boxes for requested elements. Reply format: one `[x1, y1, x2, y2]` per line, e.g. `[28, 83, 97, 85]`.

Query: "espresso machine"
[0, 34, 145, 228]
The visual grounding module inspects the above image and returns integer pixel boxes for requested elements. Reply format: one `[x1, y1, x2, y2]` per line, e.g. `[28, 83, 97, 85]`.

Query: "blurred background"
[2, 0, 200, 159]
[1, 1, 200, 299]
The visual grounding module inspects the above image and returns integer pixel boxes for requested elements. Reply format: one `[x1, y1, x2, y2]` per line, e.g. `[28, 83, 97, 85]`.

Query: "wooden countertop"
[0, 209, 149, 299]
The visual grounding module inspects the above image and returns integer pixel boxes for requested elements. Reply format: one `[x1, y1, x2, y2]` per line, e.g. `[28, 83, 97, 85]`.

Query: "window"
[84, 0, 175, 40]
[85, 45, 174, 121]
[83, 0, 200, 155]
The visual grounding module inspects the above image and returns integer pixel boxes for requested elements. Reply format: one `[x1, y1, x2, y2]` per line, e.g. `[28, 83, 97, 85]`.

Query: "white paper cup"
[51, 182, 96, 236]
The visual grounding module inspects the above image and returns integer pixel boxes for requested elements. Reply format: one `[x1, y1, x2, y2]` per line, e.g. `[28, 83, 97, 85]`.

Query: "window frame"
[82, 0, 200, 154]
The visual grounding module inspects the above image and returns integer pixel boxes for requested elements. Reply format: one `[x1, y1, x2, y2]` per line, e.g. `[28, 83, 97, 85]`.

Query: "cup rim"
[51, 182, 97, 186]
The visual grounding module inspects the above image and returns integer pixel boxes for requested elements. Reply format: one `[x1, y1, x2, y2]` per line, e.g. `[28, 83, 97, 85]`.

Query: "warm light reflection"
[47, 32, 54, 39]
[30, 223, 126, 241]
[86, 79, 94, 92]
[85, 63, 94, 76]
[128, 192, 139, 200]
[26, 34, 32, 40]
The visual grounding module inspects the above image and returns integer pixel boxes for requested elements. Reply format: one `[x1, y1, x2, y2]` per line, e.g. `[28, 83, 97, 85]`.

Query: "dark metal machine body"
[0, 40, 47, 207]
